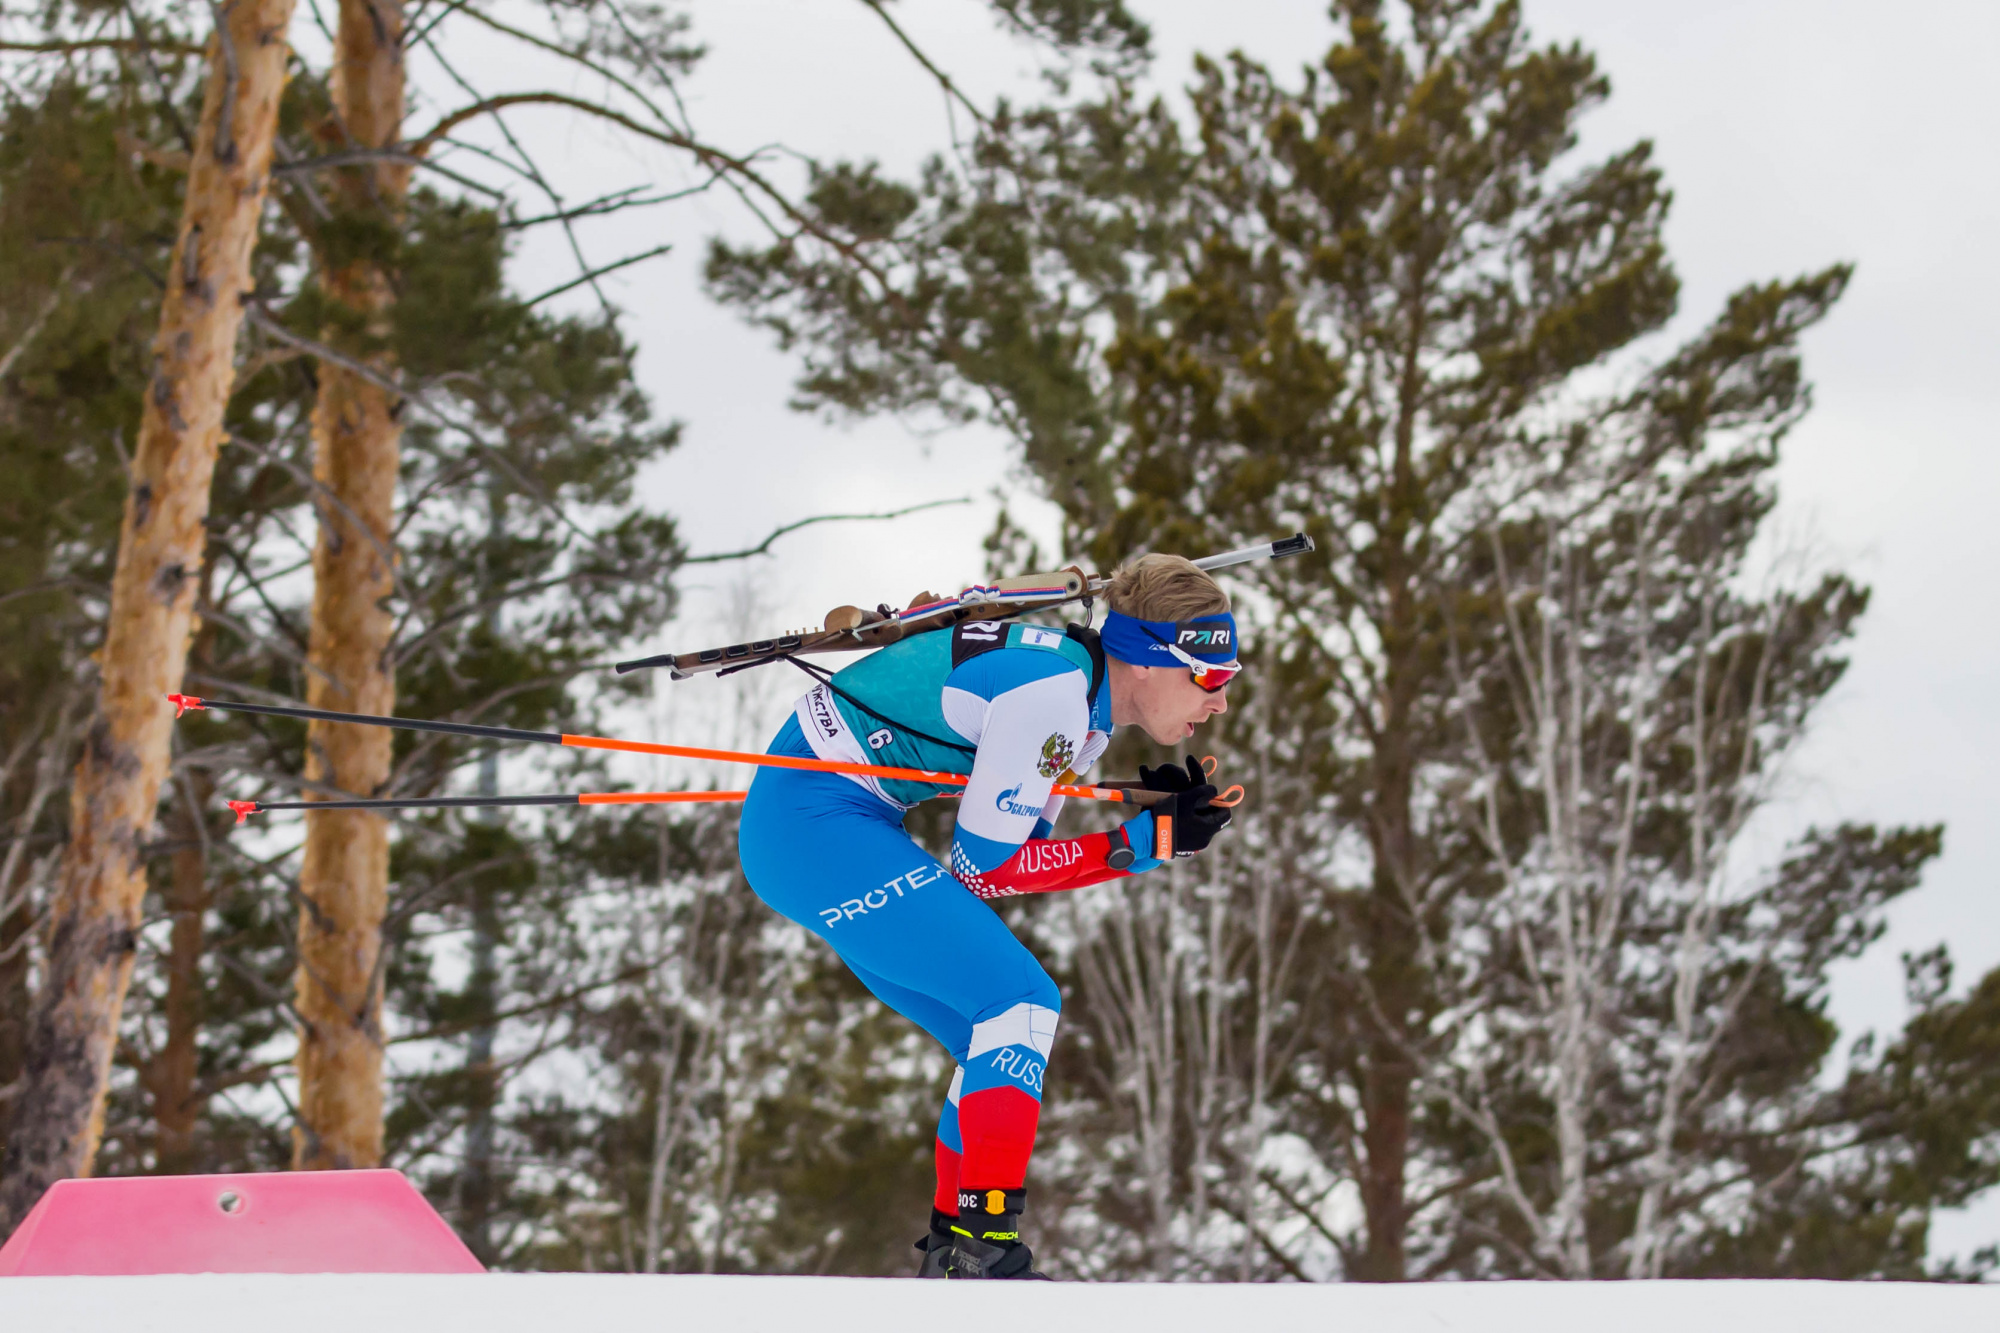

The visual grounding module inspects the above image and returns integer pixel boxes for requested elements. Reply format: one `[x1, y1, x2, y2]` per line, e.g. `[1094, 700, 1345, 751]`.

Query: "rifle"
[614, 533, 1314, 680]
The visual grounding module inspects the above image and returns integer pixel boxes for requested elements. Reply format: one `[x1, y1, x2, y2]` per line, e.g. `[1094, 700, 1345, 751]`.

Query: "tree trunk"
[1351, 382, 1428, 1281]
[458, 875, 500, 1259]
[1355, 747, 1417, 1281]
[0, 841, 41, 1146]
[457, 744, 502, 1263]
[0, 696, 82, 1164]
[291, 0, 410, 1172]
[0, 0, 297, 1232]
[144, 771, 215, 1175]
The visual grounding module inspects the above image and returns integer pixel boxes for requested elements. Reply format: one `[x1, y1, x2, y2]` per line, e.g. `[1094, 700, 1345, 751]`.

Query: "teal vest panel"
[827, 623, 1096, 806]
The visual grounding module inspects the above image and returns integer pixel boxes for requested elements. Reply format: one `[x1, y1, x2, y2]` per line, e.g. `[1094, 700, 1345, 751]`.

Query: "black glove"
[1138, 755, 1232, 857]
[1137, 755, 1205, 794]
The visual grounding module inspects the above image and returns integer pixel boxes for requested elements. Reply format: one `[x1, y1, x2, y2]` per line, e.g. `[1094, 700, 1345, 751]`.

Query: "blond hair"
[1104, 553, 1229, 623]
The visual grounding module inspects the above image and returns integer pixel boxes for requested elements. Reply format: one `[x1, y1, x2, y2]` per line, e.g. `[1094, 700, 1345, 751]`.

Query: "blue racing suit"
[736, 620, 1162, 1204]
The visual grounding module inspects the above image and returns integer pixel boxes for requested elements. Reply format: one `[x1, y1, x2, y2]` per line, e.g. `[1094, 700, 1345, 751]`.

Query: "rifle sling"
[785, 657, 980, 758]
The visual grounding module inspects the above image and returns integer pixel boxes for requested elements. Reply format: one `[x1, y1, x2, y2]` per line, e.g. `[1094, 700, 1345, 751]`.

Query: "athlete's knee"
[1026, 964, 1060, 1016]
[964, 996, 1060, 1102]
[997, 959, 1061, 1019]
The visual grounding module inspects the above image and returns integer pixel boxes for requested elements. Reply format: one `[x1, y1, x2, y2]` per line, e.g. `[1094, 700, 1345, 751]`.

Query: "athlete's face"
[1109, 661, 1231, 746]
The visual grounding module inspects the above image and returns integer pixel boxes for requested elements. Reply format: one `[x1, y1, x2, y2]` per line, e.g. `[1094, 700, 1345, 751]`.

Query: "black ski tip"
[1271, 532, 1314, 558]
[614, 653, 678, 675]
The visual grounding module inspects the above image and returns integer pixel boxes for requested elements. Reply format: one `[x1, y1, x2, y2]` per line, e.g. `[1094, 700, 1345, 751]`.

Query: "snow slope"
[3, 1274, 1993, 1333]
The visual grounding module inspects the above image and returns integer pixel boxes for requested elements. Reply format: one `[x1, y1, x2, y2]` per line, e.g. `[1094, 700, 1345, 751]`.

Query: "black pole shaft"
[188, 696, 562, 746]
[251, 794, 583, 814]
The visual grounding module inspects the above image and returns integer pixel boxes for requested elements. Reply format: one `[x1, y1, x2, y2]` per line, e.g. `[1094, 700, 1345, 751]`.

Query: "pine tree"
[1, 10, 695, 1228]
[0, 56, 357, 1182]
[1410, 395, 1944, 1276]
[0, 74, 174, 1176]
[289, 0, 415, 1173]
[2, 0, 1081, 1264]
[703, 0, 1992, 1279]
[0, 0, 298, 1230]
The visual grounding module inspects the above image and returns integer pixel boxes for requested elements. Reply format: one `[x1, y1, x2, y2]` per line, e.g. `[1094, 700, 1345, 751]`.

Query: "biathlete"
[737, 554, 1241, 1279]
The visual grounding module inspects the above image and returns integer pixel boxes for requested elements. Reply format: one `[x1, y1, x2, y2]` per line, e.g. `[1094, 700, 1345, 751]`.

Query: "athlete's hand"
[1139, 755, 1231, 856]
[1138, 755, 1205, 794]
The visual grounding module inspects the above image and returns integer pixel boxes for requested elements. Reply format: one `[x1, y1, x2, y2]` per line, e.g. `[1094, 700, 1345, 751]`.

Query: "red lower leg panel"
[934, 1139, 961, 1214]
[956, 1086, 1042, 1189]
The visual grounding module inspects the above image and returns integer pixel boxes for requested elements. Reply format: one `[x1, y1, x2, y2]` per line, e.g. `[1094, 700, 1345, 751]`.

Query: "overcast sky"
[394, 0, 2000, 1256]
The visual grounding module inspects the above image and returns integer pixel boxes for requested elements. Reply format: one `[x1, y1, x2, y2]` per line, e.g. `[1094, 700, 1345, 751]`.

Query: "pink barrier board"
[0, 1169, 485, 1276]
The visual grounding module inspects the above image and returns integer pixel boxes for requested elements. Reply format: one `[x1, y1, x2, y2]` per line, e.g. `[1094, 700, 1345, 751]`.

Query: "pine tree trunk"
[458, 588, 503, 1260]
[291, 0, 410, 1172]
[0, 697, 80, 1167]
[145, 771, 215, 1175]
[0, 0, 297, 1232]
[458, 872, 500, 1262]
[1351, 379, 1429, 1283]
[0, 852, 37, 1148]
[1355, 709, 1418, 1281]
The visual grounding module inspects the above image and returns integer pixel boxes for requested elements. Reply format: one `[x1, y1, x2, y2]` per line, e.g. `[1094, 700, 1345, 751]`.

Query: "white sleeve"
[1031, 794, 1067, 839]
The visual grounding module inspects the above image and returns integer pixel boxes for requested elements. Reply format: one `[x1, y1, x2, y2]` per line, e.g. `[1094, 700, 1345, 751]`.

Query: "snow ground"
[4, 1274, 1995, 1333]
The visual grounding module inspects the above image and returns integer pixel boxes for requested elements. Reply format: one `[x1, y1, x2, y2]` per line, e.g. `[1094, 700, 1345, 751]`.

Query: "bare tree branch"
[682, 497, 972, 565]
[0, 36, 201, 54]
[523, 242, 672, 309]
[855, 0, 991, 130]
[498, 179, 719, 231]
[0, 264, 74, 381]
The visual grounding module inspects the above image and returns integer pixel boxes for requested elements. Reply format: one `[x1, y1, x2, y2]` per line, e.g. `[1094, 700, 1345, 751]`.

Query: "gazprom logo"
[1176, 626, 1233, 649]
[994, 784, 1040, 818]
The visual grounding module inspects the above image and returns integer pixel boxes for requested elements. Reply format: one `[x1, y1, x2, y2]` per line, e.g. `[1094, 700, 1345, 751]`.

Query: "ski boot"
[914, 1208, 956, 1278]
[947, 1187, 1050, 1279]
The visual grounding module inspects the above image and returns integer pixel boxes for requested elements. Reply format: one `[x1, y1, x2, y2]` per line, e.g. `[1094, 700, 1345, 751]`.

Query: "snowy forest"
[2, 0, 1997, 1282]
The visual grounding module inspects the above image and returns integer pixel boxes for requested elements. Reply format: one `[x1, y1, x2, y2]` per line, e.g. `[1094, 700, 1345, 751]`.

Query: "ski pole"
[223, 789, 748, 825]
[168, 694, 1159, 806]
